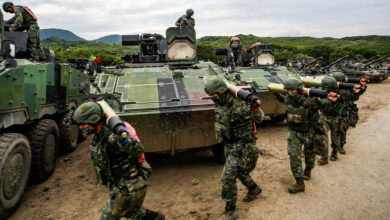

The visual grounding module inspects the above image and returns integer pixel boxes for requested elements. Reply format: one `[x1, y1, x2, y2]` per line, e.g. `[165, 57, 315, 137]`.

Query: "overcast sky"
[3, 0, 390, 40]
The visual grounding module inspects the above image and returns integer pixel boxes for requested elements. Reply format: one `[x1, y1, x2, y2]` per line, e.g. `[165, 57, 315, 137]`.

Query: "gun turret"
[121, 33, 167, 64]
[299, 56, 323, 70]
[363, 54, 390, 68]
[323, 55, 350, 70]
[362, 55, 379, 64]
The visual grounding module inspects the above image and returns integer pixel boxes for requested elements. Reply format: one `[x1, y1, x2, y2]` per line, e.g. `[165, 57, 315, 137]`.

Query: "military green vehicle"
[216, 43, 302, 121]
[0, 11, 88, 217]
[332, 54, 390, 82]
[91, 27, 225, 158]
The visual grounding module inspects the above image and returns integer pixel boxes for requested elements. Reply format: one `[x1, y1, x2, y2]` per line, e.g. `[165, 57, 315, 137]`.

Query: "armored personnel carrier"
[91, 27, 223, 158]
[0, 11, 88, 217]
[216, 43, 302, 121]
[331, 55, 390, 83]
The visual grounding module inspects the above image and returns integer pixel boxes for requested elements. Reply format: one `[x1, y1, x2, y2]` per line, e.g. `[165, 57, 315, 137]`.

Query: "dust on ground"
[10, 80, 390, 220]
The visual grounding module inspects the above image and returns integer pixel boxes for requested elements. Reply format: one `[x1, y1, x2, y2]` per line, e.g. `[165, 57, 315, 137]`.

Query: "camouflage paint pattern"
[212, 92, 264, 204]
[90, 125, 148, 220]
[275, 94, 321, 177]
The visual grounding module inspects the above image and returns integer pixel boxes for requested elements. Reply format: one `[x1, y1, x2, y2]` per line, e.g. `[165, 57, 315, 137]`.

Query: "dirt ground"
[9, 80, 390, 220]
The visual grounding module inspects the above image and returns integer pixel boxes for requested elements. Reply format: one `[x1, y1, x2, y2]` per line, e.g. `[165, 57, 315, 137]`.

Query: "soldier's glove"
[114, 125, 129, 145]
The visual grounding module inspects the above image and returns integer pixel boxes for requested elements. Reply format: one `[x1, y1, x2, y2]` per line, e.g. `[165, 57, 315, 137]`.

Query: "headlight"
[257, 52, 274, 65]
[167, 40, 196, 60]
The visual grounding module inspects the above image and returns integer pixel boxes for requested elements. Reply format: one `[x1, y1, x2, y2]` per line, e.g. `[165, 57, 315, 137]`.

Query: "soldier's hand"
[353, 84, 361, 94]
[10, 29, 14, 32]
[360, 79, 367, 88]
[327, 91, 338, 102]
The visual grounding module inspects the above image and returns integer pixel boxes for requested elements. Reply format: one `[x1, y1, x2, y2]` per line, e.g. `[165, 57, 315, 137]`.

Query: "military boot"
[219, 203, 238, 220]
[143, 210, 165, 220]
[288, 177, 305, 194]
[303, 168, 311, 180]
[243, 184, 262, 202]
[330, 150, 338, 161]
[338, 147, 346, 154]
[317, 157, 328, 166]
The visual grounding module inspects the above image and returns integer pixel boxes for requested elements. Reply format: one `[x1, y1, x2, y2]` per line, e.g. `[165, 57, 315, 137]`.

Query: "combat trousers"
[320, 116, 341, 158]
[221, 140, 259, 204]
[101, 176, 147, 220]
[27, 24, 45, 61]
[287, 130, 316, 178]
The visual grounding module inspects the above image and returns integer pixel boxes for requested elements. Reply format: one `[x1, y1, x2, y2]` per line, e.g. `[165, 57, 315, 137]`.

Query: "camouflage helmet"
[283, 78, 303, 90]
[331, 72, 346, 82]
[71, 102, 103, 125]
[321, 76, 338, 90]
[204, 77, 227, 95]
[186, 9, 194, 16]
[2, 2, 13, 11]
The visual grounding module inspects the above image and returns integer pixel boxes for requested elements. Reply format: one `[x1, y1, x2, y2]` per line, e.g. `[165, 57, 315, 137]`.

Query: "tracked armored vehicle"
[216, 43, 302, 121]
[0, 11, 88, 217]
[91, 27, 224, 157]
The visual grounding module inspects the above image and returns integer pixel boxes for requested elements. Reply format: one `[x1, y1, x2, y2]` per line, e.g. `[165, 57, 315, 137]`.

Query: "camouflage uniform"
[91, 124, 148, 220]
[275, 93, 321, 178]
[318, 96, 344, 159]
[339, 85, 367, 149]
[175, 16, 195, 28]
[214, 92, 264, 205]
[5, 6, 45, 60]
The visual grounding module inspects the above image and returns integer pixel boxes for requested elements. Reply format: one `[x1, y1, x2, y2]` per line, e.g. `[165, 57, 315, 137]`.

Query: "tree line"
[42, 35, 390, 67]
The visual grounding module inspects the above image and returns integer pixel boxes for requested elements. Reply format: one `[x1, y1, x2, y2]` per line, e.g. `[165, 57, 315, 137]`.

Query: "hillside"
[41, 28, 85, 41]
[92, 35, 122, 44]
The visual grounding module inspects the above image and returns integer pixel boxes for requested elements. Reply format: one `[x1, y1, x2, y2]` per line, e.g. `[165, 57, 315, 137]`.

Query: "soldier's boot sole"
[317, 157, 328, 166]
[243, 186, 262, 202]
[330, 154, 338, 161]
[288, 178, 305, 194]
[303, 169, 311, 180]
[338, 148, 346, 154]
[219, 211, 238, 220]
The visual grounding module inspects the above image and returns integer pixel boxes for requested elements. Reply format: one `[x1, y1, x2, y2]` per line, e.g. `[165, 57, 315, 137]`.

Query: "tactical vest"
[215, 95, 255, 142]
[285, 96, 313, 132]
[90, 128, 114, 186]
[322, 100, 343, 117]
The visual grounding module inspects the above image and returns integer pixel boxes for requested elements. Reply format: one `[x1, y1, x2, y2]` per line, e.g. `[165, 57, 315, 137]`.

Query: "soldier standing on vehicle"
[204, 77, 264, 220]
[229, 37, 242, 67]
[71, 101, 165, 220]
[2, 2, 45, 61]
[317, 77, 344, 165]
[274, 79, 322, 193]
[175, 9, 195, 28]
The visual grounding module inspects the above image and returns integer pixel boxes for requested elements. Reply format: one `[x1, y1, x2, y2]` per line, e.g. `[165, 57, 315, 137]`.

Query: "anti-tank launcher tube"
[302, 78, 359, 90]
[268, 83, 328, 98]
[96, 100, 127, 138]
[224, 81, 261, 108]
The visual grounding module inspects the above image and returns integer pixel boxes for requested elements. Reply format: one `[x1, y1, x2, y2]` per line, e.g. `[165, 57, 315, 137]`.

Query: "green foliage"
[42, 35, 390, 66]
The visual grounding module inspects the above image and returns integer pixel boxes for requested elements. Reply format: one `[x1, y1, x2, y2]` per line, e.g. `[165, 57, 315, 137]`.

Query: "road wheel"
[0, 133, 31, 218]
[58, 110, 79, 153]
[27, 119, 59, 182]
[212, 143, 225, 164]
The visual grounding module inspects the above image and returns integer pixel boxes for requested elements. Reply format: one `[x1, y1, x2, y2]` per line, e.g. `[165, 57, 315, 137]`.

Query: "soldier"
[317, 77, 344, 165]
[204, 77, 264, 220]
[175, 9, 195, 28]
[229, 37, 242, 66]
[331, 72, 366, 155]
[274, 79, 322, 193]
[2, 2, 45, 61]
[71, 102, 164, 220]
